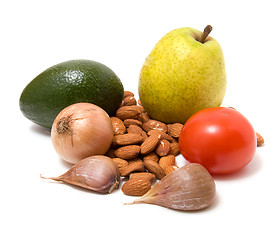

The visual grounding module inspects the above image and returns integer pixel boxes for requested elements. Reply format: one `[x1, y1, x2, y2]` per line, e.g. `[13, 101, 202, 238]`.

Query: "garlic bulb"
[41, 155, 120, 193]
[125, 163, 216, 210]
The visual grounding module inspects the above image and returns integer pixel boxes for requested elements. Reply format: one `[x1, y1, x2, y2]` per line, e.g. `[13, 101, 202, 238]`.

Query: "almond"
[123, 96, 137, 106]
[138, 105, 145, 113]
[256, 132, 264, 147]
[112, 158, 129, 169]
[105, 147, 116, 158]
[112, 133, 143, 146]
[129, 172, 156, 183]
[159, 155, 176, 170]
[142, 120, 168, 133]
[155, 139, 171, 157]
[120, 159, 145, 177]
[122, 178, 151, 196]
[127, 124, 143, 134]
[138, 112, 150, 123]
[169, 140, 180, 156]
[144, 160, 166, 180]
[140, 133, 161, 155]
[127, 125, 148, 140]
[124, 91, 134, 98]
[147, 129, 174, 142]
[116, 105, 142, 120]
[143, 152, 159, 163]
[111, 117, 126, 135]
[164, 165, 179, 175]
[169, 123, 184, 138]
[124, 119, 142, 128]
[114, 145, 140, 160]
[167, 124, 173, 135]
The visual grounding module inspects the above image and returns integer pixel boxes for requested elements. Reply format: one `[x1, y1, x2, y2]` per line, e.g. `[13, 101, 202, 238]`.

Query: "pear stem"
[200, 25, 212, 43]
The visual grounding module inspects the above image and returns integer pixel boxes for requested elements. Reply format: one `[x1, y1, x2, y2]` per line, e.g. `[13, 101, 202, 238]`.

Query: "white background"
[1, 0, 278, 239]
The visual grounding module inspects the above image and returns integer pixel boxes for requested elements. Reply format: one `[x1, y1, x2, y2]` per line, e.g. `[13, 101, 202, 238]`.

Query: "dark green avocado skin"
[19, 59, 124, 128]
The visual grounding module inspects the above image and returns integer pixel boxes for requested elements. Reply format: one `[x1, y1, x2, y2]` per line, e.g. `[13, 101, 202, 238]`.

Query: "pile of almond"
[106, 91, 184, 197]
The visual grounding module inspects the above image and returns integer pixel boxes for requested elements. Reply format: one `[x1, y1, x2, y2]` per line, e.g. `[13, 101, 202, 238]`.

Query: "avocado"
[19, 59, 124, 128]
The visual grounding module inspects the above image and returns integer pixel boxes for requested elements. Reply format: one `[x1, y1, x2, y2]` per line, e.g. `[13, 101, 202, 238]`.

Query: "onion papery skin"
[51, 103, 113, 164]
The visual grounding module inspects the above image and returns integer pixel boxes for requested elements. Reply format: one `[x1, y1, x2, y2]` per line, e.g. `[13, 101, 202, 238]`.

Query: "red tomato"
[179, 107, 257, 175]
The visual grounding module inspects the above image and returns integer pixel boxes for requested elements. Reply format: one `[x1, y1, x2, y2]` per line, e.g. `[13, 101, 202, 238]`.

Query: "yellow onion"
[51, 103, 113, 164]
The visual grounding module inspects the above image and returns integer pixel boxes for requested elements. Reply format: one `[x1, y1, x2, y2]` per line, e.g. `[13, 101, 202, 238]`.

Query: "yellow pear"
[138, 25, 226, 124]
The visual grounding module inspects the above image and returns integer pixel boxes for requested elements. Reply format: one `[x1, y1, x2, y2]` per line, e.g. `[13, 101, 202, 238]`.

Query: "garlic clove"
[41, 155, 120, 194]
[125, 163, 216, 211]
